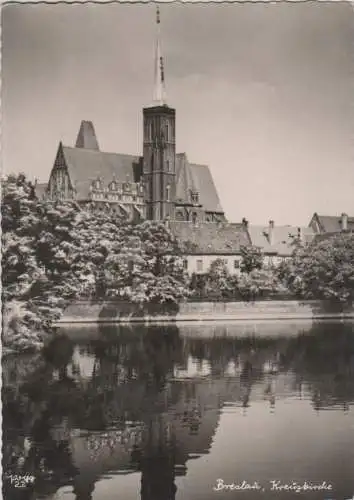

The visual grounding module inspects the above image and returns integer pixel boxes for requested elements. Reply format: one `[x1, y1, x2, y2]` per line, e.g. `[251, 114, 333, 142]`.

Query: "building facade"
[168, 221, 250, 276]
[42, 8, 225, 225]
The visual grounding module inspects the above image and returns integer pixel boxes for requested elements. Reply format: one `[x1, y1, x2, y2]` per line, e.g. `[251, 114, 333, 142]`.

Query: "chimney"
[268, 220, 274, 245]
[297, 227, 303, 242]
[242, 217, 249, 229]
[341, 213, 348, 232]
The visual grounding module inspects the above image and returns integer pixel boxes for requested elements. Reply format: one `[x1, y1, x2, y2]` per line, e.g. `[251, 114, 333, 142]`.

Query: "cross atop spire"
[152, 4, 167, 106]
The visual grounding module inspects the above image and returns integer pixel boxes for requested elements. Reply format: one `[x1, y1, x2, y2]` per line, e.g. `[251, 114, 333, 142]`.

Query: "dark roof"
[55, 121, 223, 213]
[312, 214, 354, 233]
[75, 120, 100, 150]
[169, 221, 250, 254]
[247, 225, 315, 256]
[175, 153, 224, 214]
[35, 182, 48, 199]
[61, 146, 141, 199]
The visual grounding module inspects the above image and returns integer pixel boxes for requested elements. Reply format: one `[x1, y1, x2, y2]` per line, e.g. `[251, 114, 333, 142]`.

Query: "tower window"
[192, 212, 197, 224]
[165, 122, 170, 141]
[166, 184, 171, 202]
[166, 160, 170, 172]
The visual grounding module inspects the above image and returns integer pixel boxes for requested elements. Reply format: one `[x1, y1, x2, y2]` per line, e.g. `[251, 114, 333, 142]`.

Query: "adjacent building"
[168, 221, 250, 275]
[245, 219, 315, 265]
[309, 212, 354, 235]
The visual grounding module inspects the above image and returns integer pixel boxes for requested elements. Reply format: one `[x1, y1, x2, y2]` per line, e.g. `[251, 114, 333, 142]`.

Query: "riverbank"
[55, 300, 354, 325]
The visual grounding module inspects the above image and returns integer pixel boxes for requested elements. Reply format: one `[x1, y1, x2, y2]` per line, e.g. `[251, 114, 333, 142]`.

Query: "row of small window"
[92, 193, 139, 202]
[88, 204, 125, 215]
[176, 211, 198, 223]
[183, 259, 241, 272]
[92, 180, 143, 193]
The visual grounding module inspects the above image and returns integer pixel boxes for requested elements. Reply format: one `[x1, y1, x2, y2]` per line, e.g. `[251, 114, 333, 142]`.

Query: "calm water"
[2, 321, 354, 500]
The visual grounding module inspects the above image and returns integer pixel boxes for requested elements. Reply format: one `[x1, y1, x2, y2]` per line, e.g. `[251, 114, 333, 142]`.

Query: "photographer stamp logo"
[5, 474, 35, 489]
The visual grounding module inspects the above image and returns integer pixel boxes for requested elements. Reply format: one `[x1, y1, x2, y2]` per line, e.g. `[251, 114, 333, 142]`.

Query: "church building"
[44, 7, 225, 225]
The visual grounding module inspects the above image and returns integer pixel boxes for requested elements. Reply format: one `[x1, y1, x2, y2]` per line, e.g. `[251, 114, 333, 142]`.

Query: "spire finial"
[153, 4, 166, 105]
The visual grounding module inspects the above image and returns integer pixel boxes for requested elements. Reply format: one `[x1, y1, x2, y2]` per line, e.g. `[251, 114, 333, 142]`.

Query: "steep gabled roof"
[311, 214, 354, 233]
[247, 225, 315, 257]
[169, 221, 250, 254]
[175, 153, 224, 214]
[61, 146, 141, 199]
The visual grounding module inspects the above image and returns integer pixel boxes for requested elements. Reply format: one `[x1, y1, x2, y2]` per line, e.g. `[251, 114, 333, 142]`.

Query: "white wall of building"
[184, 255, 242, 276]
[184, 254, 291, 276]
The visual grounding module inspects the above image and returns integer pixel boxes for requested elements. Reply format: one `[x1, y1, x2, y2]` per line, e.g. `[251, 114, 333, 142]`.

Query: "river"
[2, 320, 354, 500]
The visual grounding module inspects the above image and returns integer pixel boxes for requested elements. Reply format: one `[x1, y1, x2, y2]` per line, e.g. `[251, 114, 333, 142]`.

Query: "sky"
[2, 1, 354, 225]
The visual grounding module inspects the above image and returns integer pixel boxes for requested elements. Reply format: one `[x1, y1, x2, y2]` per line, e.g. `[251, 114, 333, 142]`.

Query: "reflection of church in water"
[20, 319, 354, 500]
[64, 324, 287, 500]
[70, 331, 223, 500]
[4, 324, 353, 500]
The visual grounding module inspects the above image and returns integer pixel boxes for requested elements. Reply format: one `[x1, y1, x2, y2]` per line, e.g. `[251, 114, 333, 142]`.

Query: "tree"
[240, 245, 263, 273]
[2, 174, 191, 352]
[99, 221, 190, 310]
[203, 259, 236, 300]
[283, 233, 354, 306]
[237, 268, 287, 301]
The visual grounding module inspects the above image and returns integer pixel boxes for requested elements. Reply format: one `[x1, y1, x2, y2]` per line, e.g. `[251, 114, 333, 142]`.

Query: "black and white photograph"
[2, 1, 354, 499]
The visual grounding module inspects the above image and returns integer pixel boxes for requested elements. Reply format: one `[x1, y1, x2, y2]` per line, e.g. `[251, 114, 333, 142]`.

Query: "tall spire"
[153, 5, 167, 105]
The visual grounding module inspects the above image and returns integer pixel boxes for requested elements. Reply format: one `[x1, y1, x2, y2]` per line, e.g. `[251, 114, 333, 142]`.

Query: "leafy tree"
[237, 268, 287, 301]
[98, 221, 190, 310]
[189, 273, 208, 299]
[204, 259, 235, 300]
[2, 174, 190, 351]
[282, 233, 354, 306]
[240, 245, 263, 273]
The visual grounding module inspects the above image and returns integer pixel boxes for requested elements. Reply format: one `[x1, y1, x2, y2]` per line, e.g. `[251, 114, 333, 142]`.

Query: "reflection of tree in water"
[80, 325, 184, 425]
[280, 322, 354, 410]
[3, 321, 354, 499]
[2, 334, 79, 499]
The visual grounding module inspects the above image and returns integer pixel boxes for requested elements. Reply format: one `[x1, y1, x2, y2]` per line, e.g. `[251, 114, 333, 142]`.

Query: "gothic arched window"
[166, 184, 171, 202]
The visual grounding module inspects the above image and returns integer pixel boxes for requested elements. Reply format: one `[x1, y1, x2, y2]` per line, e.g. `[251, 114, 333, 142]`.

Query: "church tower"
[143, 6, 176, 221]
